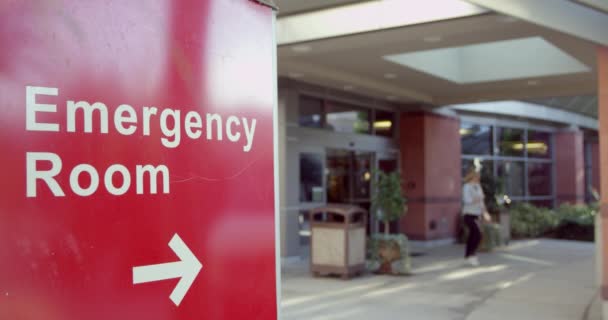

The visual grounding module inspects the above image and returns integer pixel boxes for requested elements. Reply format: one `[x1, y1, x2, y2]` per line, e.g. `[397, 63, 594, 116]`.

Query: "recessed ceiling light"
[288, 72, 304, 79]
[386, 95, 397, 101]
[527, 80, 540, 86]
[423, 36, 442, 43]
[291, 44, 312, 53]
[343, 85, 354, 91]
[384, 73, 397, 79]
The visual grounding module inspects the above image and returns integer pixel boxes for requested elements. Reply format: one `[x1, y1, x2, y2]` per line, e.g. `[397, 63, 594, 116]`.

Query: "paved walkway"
[281, 239, 598, 320]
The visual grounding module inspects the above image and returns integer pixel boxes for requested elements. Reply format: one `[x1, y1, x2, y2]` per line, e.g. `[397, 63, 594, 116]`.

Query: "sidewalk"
[281, 239, 597, 320]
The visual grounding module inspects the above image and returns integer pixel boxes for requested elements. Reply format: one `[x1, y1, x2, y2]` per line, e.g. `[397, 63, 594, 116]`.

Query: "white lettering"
[242, 118, 257, 152]
[160, 109, 181, 148]
[67, 100, 109, 133]
[114, 104, 137, 135]
[104, 164, 131, 195]
[26, 152, 65, 197]
[26, 86, 59, 132]
[185, 111, 202, 139]
[226, 116, 241, 142]
[136, 165, 170, 194]
[206, 113, 223, 141]
[69, 164, 99, 197]
[142, 106, 158, 136]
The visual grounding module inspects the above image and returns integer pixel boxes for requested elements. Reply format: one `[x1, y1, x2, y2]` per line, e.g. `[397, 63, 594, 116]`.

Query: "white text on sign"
[24, 86, 259, 197]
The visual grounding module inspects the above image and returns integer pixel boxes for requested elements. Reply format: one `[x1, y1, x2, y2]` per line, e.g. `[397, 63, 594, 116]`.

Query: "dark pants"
[464, 214, 481, 258]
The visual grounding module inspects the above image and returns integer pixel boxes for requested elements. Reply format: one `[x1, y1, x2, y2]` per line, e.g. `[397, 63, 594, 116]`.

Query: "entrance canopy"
[275, 0, 608, 118]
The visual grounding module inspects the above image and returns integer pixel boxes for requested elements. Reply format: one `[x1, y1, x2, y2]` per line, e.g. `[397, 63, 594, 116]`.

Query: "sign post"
[0, 1, 278, 319]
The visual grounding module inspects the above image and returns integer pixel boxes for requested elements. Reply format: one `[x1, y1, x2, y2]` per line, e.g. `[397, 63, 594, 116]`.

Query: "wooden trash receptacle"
[310, 204, 367, 279]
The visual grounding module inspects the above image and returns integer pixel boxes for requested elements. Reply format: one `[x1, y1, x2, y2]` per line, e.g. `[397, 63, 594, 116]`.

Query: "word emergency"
[24, 86, 259, 197]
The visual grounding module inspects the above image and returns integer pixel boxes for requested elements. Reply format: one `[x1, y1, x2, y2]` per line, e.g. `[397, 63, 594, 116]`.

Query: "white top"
[462, 182, 485, 216]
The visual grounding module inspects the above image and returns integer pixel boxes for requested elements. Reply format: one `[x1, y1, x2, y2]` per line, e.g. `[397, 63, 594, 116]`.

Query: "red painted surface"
[555, 130, 585, 205]
[400, 112, 461, 240]
[0, 1, 277, 319]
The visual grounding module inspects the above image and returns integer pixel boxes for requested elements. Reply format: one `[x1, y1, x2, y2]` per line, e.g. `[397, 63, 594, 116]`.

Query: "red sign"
[0, 1, 278, 319]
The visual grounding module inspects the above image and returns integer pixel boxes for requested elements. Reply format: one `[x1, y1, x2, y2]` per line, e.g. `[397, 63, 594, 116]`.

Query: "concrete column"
[555, 129, 585, 205]
[399, 111, 461, 241]
[278, 87, 301, 259]
[598, 46, 608, 318]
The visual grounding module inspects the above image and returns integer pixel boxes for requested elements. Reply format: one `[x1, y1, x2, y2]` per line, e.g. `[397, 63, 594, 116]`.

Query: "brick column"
[399, 111, 461, 241]
[598, 46, 608, 317]
[555, 129, 585, 205]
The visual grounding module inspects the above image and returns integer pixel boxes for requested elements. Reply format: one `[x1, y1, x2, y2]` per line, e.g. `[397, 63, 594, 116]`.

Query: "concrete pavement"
[281, 239, 597, 320]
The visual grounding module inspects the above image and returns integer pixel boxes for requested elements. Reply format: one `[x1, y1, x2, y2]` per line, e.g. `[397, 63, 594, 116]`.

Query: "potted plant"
[368, 170, 410, 275]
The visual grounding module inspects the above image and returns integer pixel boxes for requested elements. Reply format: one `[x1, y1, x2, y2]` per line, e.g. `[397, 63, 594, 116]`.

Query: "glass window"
[461, 123, 493, 155]
[298, 96, 323, 128]
[496, 127, 524, 157]
[326, 149, 351, 203]
[374, 110, 395, 137]
[527, 130, 552, 158]
[462, 158, 494, 181]
[529, 200, 553, 208]
[298, 210, 311, 246]
[326, 101, 370, 134]
[497, 161, 525, 197]
[528, 162, 552, 196]
[299, 153, 324, 202]
[353, 152, 373, 199]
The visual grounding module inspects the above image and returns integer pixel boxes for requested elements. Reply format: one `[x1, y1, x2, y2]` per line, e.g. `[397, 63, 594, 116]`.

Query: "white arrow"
[133, 233, 203, 306]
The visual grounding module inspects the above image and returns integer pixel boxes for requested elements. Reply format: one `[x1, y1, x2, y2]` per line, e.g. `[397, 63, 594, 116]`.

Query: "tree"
[371, 171, 407, 235]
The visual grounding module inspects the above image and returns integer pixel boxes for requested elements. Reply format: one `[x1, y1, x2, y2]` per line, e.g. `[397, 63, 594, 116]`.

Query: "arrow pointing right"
[133, 233, 203, 306]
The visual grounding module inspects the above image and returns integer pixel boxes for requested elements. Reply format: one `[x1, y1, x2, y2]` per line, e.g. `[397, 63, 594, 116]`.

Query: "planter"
[367, 234, 411, 275]
[498, 209, 511, 245]
[461, 219, 507, 252]
[480, 223, 502, 252]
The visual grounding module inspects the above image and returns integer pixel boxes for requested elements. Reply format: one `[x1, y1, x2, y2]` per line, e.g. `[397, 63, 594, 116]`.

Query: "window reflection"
[527, 130, 551, 158]
[375, 110, 394, 137]
[326, 150, 373, 203]
[462, 158, 493, 180]
[529, 200, 553, 208]
[497, 161, 525, 196]
[461, 123, 493, 155]
[299, 153, 324, 202]
[528, 162, 552, 196]
[298, 95, 393, 137]
[461, 123, 555, 207]
[298, 96, 323, 128]
[326, 102, 370, 134]
[298, 210, 311, 246]
[497, 127, 525, 157]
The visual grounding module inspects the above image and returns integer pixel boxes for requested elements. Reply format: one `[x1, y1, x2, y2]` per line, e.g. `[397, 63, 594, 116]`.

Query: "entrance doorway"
[295, 146, 399, 256]
[326, 149, 374, 209]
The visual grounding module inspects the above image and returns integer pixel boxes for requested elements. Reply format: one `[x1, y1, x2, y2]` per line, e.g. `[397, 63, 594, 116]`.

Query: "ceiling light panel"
[383, 37, 590, 84]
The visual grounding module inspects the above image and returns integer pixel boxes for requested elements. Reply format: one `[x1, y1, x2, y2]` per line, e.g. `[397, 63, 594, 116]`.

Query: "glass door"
[326, 149, 374, 207]
[325, 149, 374, 234]
[297, 146, 326, 252]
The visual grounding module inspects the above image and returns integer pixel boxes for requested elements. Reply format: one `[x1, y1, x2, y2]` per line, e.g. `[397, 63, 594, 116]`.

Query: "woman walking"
[462, 169, 486, 267]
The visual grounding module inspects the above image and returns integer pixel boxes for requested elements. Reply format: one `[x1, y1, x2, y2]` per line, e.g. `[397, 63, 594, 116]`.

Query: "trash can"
[309, 204, 367, 279]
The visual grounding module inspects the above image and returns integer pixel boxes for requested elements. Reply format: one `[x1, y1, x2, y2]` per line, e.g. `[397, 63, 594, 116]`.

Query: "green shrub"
[549, 204, 597, 241]
[510, 203, 558, 238]
[509, 202, 598, 241]
[555, 204, 597, 226]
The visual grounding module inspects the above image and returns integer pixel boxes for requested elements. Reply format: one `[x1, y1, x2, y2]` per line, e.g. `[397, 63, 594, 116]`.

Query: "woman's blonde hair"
[463, 169, 480, 183]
